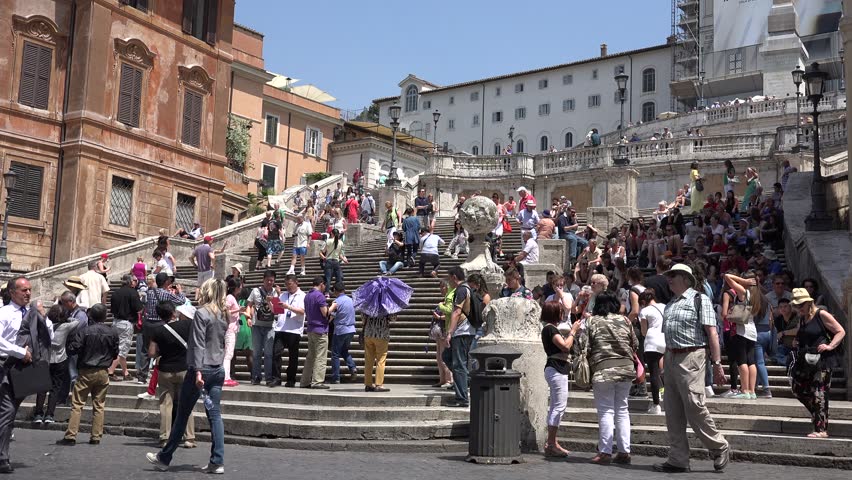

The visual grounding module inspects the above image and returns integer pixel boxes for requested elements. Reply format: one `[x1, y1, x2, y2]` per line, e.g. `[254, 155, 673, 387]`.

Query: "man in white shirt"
[418, 228, 445, 278]
[80, 259, 110, 306]
[516, 230, 539, 265]
[272, 274, 305, 388]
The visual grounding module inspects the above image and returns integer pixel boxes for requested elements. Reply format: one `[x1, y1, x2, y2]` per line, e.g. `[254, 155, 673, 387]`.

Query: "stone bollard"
[478, 297, 545, 452]
[307, 239, 326, 258]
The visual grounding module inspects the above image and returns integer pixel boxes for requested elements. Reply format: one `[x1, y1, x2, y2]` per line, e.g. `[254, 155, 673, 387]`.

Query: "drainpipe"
[49, 0, 77, 266]
[283, 112, 292, 188]
[480, 83, 486, 152]
[628, 54, 634, 123]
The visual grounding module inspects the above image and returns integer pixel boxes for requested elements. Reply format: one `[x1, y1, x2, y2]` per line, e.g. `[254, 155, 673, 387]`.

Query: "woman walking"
[638, 289, 666, 414]
[265, 211, 285, 267]
[32, 305, 79, 425]
[723, 272, 762, 399]
[790, 288, 845, 438]
[585, 291, 638, 465]
[147, 279, 229, 473]
[223, 278, 242, 387]
[354, 277, 413, 394]
[541, 300, 581, 457]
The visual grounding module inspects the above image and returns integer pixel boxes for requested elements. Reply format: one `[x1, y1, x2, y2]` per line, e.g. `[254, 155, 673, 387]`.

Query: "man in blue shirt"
[328, 282, 357, 384]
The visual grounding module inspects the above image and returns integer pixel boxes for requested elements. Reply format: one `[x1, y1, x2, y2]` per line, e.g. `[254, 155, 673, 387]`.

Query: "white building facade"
[375, 44, 672, 156]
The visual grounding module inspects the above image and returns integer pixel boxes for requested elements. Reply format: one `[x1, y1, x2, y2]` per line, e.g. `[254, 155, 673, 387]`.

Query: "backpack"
[572, 326, 591, 389]
[461, 285, 485, 330]
[254, 288, 276, 324]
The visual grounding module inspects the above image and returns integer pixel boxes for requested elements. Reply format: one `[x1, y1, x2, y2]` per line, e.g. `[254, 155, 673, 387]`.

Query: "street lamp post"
[432, 109, 441, 154]
[386, 103, 402, 188]
[802, 62, 833, 231]
[508, 125, 514, 151]
[614, 72, 630, 166]
[0, 170, 18, 273]
[792, 65, 805, 152]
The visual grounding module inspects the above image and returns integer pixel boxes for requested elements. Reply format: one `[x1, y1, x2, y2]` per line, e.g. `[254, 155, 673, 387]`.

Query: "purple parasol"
[352, 276, 413, 318]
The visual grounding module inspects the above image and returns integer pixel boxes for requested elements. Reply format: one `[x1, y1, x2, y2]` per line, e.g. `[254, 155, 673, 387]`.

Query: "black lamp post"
[0, 170, 18, 273]
[508, 125, 514, 151]
[387, 103, 402, 188]
[432, 109, 441, 153]
[614, 72, 630, 166]
[802, 62, 833, 231]
[792, 65, 805, 152]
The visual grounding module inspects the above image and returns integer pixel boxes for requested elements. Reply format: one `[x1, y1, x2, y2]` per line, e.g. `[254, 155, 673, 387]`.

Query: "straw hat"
[761, 248, 777, 261]
[231, 263, 244, 276]
[790, 288, 814, 305]
[63, 276, 86, 290]
[663, 263, 696, 288]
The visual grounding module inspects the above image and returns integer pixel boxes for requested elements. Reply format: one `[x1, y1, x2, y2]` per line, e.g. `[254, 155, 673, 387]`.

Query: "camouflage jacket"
[585, 313, 637, 384]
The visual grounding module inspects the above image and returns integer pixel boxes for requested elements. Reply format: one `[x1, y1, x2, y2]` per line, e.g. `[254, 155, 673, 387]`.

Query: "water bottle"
[200, 389, 213, 411]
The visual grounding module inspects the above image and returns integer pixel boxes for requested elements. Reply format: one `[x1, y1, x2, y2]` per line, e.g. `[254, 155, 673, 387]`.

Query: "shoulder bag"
[727, 291, 752, 325]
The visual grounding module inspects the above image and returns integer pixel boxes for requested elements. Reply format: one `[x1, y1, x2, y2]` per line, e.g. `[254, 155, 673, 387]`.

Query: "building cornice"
[232, 61, 276, 83]
[330, 137, 425, 161]
[263, 95, 344, 126]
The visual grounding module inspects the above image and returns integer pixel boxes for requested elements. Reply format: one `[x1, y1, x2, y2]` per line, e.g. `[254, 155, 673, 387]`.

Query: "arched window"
[472, 145, 479, 155]
[405, 85, 418, 112]
[516, 139, 525, 153]
[642, 68, 656, 93]
[540, 135, 549, 151]
[564, 132, 573, 148]
[494, 143, 501, 155]
[642, 101, 656, 122]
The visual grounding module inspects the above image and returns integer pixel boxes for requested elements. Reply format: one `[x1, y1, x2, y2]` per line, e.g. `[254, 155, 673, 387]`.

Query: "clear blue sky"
[235, 1, 671, 114]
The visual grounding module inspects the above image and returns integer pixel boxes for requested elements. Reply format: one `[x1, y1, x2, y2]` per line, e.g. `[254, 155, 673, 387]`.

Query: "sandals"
[591, 453, 612, 465]
[544, 444, 569, 457]
[807, 432, 829, 438]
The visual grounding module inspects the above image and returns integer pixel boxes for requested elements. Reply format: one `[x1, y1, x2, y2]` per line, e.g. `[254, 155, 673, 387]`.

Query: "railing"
[426, 153, 535, 178]
[778, 117, 848, 152]
[538, 147, 610, 175]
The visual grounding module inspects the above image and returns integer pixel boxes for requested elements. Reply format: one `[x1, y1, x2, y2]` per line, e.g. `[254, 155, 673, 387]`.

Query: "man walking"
[190, 236, 226, 286]
[300, 277, 330, 389]
[140, 273, 185, 386]
[272, 274, 305, 388]
[80, 259, 110, 307]
[108, 274, 143, 381]
[444, 267, 475, 408]
[59, 303, 119, 446]
[328, 282, 357, 384]
[655, 263, 729, 473]
[246, 270, 278, 386]
[414, 188, 430, 229]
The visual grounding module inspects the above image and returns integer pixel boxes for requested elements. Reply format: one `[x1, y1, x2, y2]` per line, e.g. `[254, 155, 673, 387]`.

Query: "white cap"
[176, 304, 196, 320]
[516, 186, 528, 193]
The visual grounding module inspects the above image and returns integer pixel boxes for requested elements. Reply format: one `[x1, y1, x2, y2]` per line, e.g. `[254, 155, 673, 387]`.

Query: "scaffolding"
[670, 0, 701, 111]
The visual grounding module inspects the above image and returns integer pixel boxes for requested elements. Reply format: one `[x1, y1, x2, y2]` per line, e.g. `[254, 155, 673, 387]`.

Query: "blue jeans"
[564, 233, 587, 260]
[331, 333, 357, 382]
[251, 326, 275, 382]
[755, 330, 772, 389]
[775, 344, 793, 367]
[324, 259, 343, 289]
[379, 260, 404, 274]
[158, 366, 225, 467]
[442, 335, 473, 404]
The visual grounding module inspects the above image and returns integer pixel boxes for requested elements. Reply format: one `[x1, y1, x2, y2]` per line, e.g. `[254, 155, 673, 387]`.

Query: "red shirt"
[519, 194, 537, 209]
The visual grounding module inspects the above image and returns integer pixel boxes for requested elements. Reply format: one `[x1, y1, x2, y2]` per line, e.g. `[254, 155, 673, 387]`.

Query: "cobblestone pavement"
[7, 429, 849, 479]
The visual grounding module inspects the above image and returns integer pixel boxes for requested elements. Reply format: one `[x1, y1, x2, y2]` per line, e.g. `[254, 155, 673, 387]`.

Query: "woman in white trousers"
[540, 301, 581, 457]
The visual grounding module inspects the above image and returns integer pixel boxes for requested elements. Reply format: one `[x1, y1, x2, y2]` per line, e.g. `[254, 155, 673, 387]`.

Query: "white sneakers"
[201, 464, 225, 474]
[137, 392, 156, 401]
[146, 453, 223, 474]
[647, 404, 663, 415]
[286, 268, 295, 275]
[705, 386, 716, 398]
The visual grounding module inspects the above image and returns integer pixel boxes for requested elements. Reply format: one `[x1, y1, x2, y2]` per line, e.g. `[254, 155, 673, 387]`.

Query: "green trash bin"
[466, 344, 523, 464]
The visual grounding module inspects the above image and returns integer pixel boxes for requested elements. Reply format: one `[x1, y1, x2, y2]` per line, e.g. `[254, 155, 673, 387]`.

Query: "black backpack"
[462, 285, 485, 330]
[254, 288, 276, 323]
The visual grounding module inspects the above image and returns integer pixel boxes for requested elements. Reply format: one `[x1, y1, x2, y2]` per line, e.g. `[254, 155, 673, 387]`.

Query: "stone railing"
[537, 147, 611, 175]
[776, 117, 848, 152]
[426, 153, 535, 178]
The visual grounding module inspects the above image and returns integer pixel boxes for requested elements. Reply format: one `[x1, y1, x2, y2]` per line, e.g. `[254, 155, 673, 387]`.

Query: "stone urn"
[458, 196, 503, 290]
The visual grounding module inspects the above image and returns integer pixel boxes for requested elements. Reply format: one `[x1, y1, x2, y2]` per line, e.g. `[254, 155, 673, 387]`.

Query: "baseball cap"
[203, 235, 213, 243]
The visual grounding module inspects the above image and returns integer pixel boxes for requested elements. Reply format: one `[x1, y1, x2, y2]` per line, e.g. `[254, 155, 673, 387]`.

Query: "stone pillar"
[537, 238, 567, 272]
[478, 297, 545, 452]
[760, 0, 806, 98]
[843, 2, 852, 233]
[379, 186, 412, 215]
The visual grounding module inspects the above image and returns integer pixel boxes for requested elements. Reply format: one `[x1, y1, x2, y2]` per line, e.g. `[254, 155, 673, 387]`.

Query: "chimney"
[600, 43, 608, 57]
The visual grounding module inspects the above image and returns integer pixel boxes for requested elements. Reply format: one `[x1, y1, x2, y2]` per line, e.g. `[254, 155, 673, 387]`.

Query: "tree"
[354, 104, 379, 123]
[226, 114, 252, 172]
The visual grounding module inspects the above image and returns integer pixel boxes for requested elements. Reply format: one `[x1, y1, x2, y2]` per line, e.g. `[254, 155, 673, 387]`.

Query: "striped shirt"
[662, 288, 717, 349]
[144, 287, 186, 323]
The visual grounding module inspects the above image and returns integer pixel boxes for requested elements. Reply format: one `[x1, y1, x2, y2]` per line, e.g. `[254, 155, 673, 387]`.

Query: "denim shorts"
[293, 247, 307, 256]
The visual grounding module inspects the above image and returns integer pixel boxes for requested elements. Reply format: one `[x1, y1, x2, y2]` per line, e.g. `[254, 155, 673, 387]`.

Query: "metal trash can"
[466, 344, 524, 464]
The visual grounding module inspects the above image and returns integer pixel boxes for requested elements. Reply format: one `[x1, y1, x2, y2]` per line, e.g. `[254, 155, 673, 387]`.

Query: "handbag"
[629, 321, 645, 384]
[8, 360, 51, 399]
[429, 319, 444, 341]
[727, 290, 752, 325]
[695, 177, 705, 192]
[502, 218, 512, 233]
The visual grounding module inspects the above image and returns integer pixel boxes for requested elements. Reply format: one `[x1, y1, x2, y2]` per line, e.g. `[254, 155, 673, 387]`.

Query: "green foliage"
[260, 187, 275, 197]
[246, 192, 265, 216]
[226, 114, 252, 172]
[354, 104, 380, 123]
[304, 171, 332, 184]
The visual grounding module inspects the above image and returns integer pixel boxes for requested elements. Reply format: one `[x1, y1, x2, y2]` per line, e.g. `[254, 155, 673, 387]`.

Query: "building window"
[514, 107, 526, 120]
[8, 162, 43, 220]
[220, 211, 234, 228]
[540, 136, 549, 152]
[18, 41, 52, 110]
[120, 0, 149, 11]
[642, 101, 656, 122]
[472, 114, 480, 126]
[538, 103, 550, 116]
[423, 100, 431, 109]
[564, 132, 573, 148]
[181, 89, 203, 147]
[614, 64, 625, 75]
[495, 87, 501, 97]
[592, 69, 598, 79]
[538, 79, 548, 89]
[562, 99, 575, 112]
[728, 51, 743, 74]
[262, 164, 277, 190]
[642, 68, 656, 93]
[181, 0, 219, 44]
[305, 127, 322, 157]
[472, 146, 479, 155]
[448, 119, 455, 130]
[265, 114, 278, 145]
[514, 83, 524, 93]
[117, 63, 143, 127]
[494, 143, 501, 155]
[175, 193, 196, 231]
[492, 111, 503, 123]
[516, 139, 524, 153]
[470, 91, 479, 101]
[588, 94, 601, 108]
[405, 85, 418, 112]
[109, 176, 134, 227]
[563, 74, 573, 85]
[449, 96, 454, 105]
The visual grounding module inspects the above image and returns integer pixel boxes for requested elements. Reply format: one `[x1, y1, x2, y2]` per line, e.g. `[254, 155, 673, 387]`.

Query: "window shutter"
[8, 162, 43, 220]
[304, 129, 311, 154]
[182, 0, 195, 34]
[18, 42, 38, 107]
[265, 116, 277, 144]
[34, 45, 52, 109]
[131, 66, 143, 126]
[117, 64, 134, 125]
[205, 0, 219, 44]
[316, 130, 323, 158]
[191, 91, 202, 147]
[182, 90, 193, 144]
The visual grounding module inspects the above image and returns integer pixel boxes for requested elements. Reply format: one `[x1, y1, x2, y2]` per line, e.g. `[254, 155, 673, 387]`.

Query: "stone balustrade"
[537, 147, 610, 175]
[777, 117, 848, 152]
[427, 153, 535, 178]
